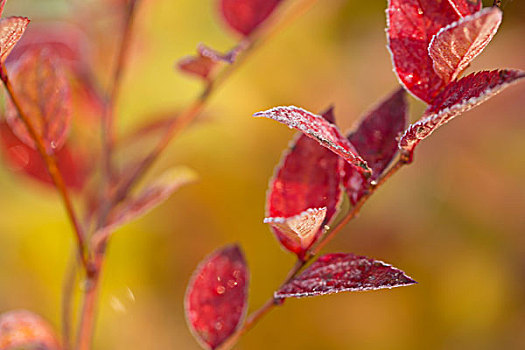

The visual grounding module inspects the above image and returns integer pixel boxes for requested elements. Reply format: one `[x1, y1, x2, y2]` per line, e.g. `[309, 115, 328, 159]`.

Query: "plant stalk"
[0, 67, 90, 274]
[219, 158, 407, 349]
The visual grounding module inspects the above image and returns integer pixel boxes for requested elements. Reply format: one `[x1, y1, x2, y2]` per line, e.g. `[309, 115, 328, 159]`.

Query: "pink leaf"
[265, 109, 344, 257]
[429, 7, 502, 84]
[399, 69, 525, 153]
[447, 0, 482, 17]
[387, 0, 460, 103]
[0, 16, 30, 64]
[264, 207, 327, 254]
[178, 43, 242, 80]
[5, 48, 71, 154]
[0, 121, 87, 191]
[254, 106, 371, 175]
[275, 253, 416, 298]
[343, 89, 407, 204]
[93, 167, 197, 245]
[0, 310, 61, 350]
[219, 0, 283, 36]
[185, 245, 249, 350]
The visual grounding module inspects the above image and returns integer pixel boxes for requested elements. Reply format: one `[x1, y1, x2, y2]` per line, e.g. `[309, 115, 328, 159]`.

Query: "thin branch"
[97, 0, 141, 227]
[62, 252, 79, 350]
[102, 0, 140, 178]
[0, 67, 90, 273]
[220, 157, 408, 349]
[110, 0, 322, 206]
[75, 254, 104, 350]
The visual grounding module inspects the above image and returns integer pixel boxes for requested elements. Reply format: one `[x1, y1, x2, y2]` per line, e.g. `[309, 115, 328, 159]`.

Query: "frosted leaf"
[275, 253, 416, 298]
[266, 107, 343, 257]
[429, 7, 502, 84]
[254, 106, 370, 175]
[399, 69, 525, 153]
[264, 207, 327, 252]
[387, 0, 460, 103]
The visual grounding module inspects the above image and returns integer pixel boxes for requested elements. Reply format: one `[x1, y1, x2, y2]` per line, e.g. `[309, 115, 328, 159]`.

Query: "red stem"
[219, 158, 407, 350]
[0, 67, 90, 274]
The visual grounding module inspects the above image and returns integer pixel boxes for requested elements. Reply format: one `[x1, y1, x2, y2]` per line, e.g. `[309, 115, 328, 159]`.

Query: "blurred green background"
[1, 0, 525, 349]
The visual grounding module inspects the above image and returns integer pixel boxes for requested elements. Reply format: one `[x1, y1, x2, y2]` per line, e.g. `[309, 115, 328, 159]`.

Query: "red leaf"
[93, 167, 197, 245]
[6, 22, 91, 68]
[265, 207, 327, 255]
[185, 245, 249, 350]
[0, 16, 30, 64]
[387, 0, 460, 103]
[5, 48, 71, 154]
[399, 69, 525, 153]
[429, 7, 502, 84]
[0, 310, 61, 350]
[349, 88, 407, 178]
[178, 43, 242, 80]
[6, 23, 105, 125]
[447, 0, 482, 17]
[275, 253, 416, 298]
[265, 108, 344, 256]
[0, 121, 87, 191]
[254, 106, 371, 175]
[219, 0, 283, 36]
[343, 89, 407, 204]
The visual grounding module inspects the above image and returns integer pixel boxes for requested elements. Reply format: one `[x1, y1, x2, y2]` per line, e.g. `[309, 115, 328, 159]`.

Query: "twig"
[76, 1, 142, 349]
[98, 0, 141, 226]
[0, 67, 90, 273]
[61, 252, 79, 350]
[220, 158, 407, 349]
[110, 0, 321, 206]
[75, 255, 104, 350]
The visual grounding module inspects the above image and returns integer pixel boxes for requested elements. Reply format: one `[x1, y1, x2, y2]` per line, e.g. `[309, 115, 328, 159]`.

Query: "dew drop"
[216, 285, 226, 295]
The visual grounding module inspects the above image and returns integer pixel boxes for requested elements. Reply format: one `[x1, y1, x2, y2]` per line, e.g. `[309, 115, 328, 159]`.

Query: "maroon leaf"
[0, 16, 30, 64]
[185, 245, 249, 350]
[0, 121, 87, 191]
[5, 48, 71, 154]
[219, 0, 283, 36]
[387, 0, 460, 103]
[0, 310, 61, 350]
[178, 43, 242, 80]
[447, 0, 482, 17]
[343, 89, 407, 204]
[264, 207, 327, 254]
[254, 106, 371, 175]
[275, 253, 416, 298]
[429, 7, 502, 84]
[349, 88, 407, 178]
[399, 69, 525, 153]
[92, 167, 197, 246]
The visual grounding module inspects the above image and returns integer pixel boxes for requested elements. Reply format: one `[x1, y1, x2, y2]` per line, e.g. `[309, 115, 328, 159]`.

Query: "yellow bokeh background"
[1, 0, 525, 349]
